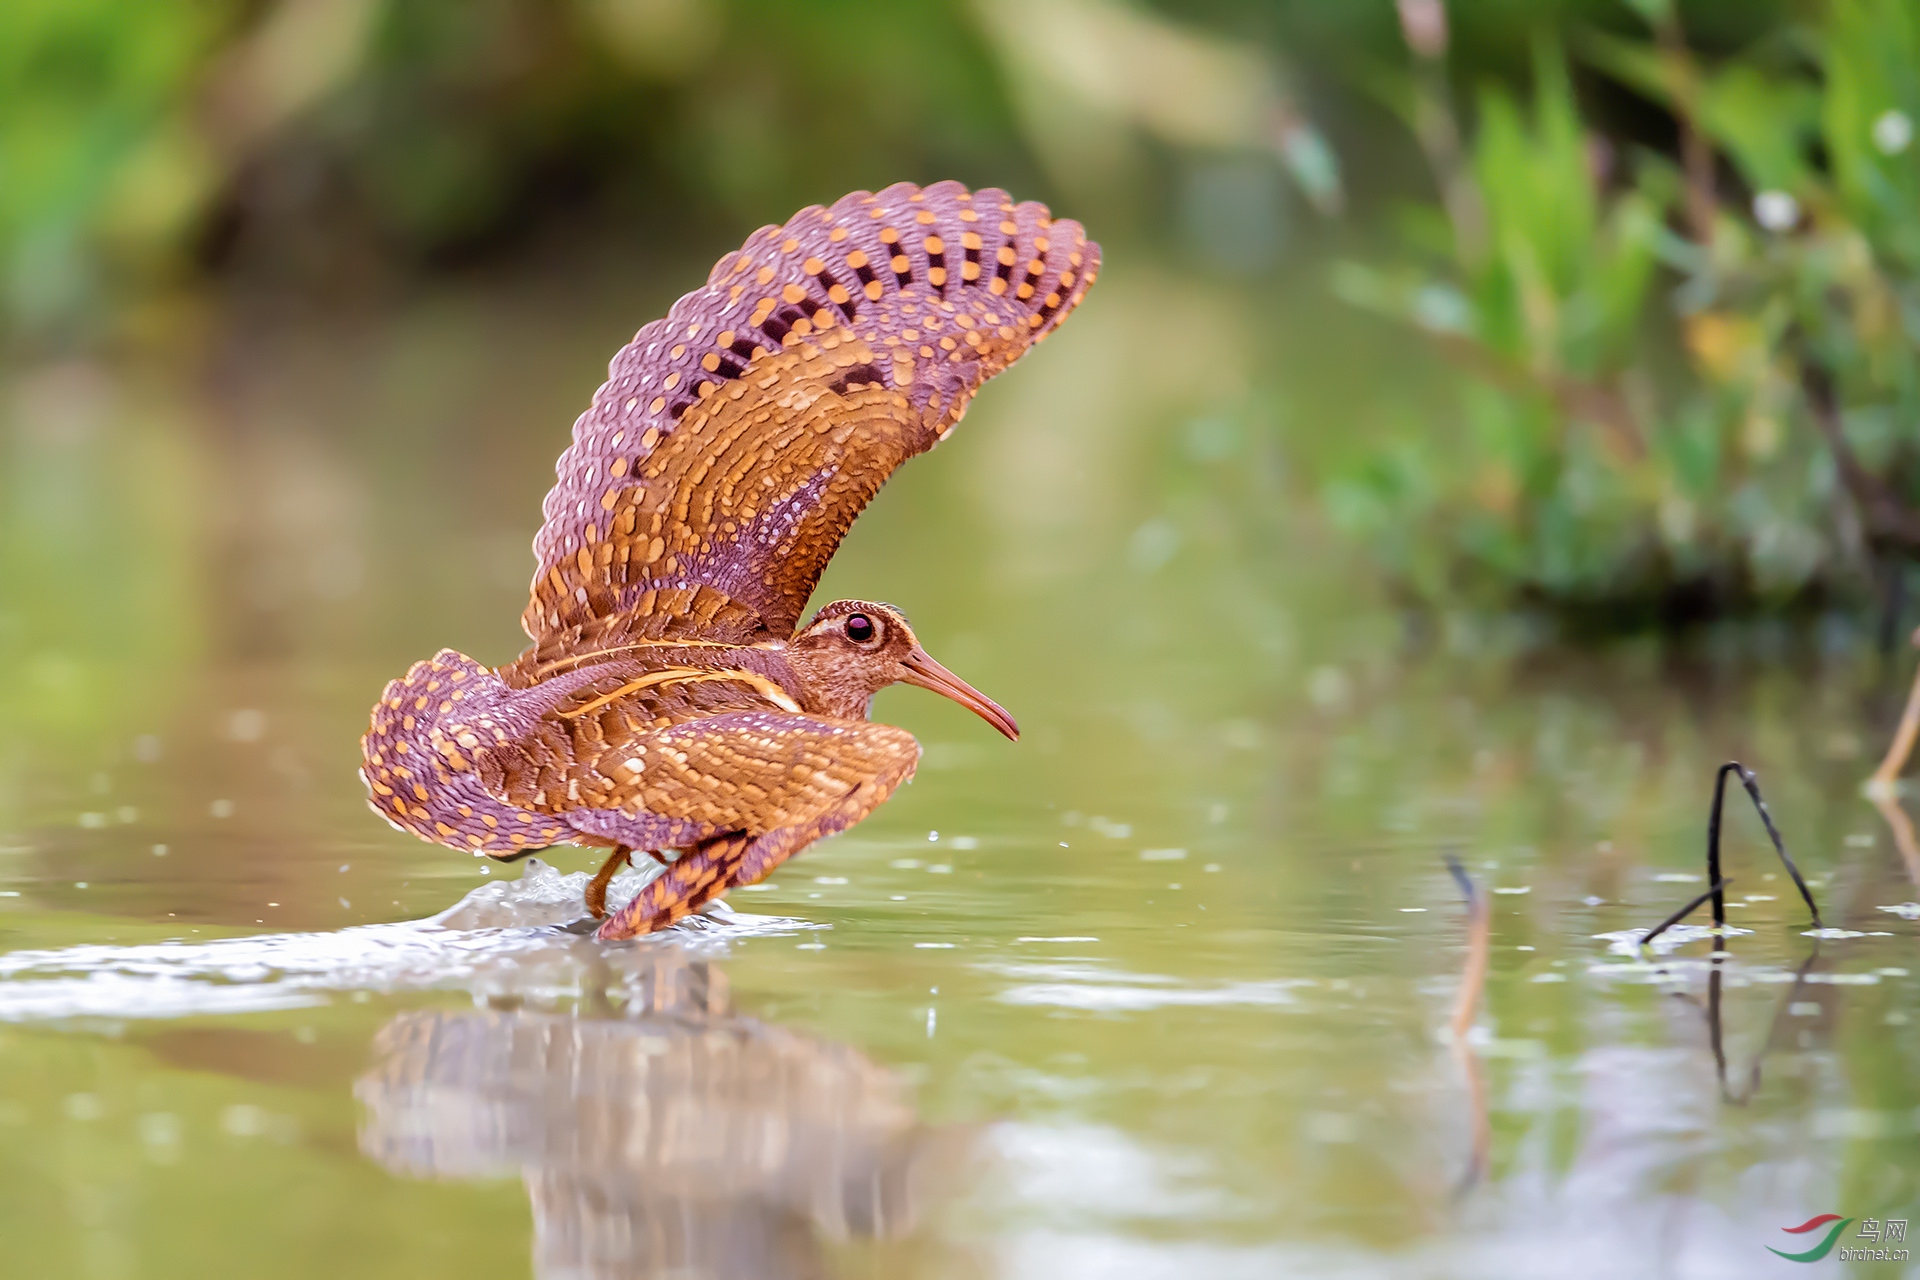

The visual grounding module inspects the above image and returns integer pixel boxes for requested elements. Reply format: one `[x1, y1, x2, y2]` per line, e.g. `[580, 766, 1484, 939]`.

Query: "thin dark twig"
[1444, 853, 1478, 911]
[1641, 877, 1731, 947]
[1718, 762, 1823, 929]
[1706, 765, 1732, 929]
[1669, 762, 1820, 943]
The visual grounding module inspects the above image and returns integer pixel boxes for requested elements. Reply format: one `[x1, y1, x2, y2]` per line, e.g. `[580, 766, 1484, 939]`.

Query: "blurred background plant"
[0, 0, 1355, 779]
[13, 0, 1920, 642]
[0, 0, 1355, 342]
[1331, 0, 1920, 634]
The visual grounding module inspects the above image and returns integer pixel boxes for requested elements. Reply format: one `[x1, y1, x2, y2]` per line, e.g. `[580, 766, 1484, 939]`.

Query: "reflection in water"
[1443, 857, 1492, 1198]
[1870, 789, 1920, 887]
[8, 277, 1920, 1274]
[1699, 943, 1822, 1106]
[356, 953, 969, 1279]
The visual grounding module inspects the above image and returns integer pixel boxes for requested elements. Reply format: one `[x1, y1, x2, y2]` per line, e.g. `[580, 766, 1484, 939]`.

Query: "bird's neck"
[783, 648, 884, 722]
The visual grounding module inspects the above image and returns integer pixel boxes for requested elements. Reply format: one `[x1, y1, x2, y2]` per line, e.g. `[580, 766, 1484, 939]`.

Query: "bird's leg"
[596, 833, 753, 940]
[583, 846, 633, 920]
[597, 753, 916, 942]
[596, 819, 837, 941]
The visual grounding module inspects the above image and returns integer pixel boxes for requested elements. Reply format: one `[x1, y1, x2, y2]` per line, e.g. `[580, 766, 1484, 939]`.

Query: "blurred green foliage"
[15, 0, 1920, 630]
[0, 0, 1363, 337]
[1331, 0, 1920, 628]
[0, 0, 230, 335]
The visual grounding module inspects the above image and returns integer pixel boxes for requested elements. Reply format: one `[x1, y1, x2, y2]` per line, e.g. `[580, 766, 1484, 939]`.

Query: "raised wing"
[522, 181, 1099, 654]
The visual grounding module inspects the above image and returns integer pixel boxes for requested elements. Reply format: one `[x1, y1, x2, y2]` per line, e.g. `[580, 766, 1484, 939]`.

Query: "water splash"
[1594, 923, 1752, 957]
[0, 859, 819, 1022]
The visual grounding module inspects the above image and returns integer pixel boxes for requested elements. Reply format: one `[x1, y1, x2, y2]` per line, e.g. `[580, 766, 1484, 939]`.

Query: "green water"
[1, 257, 1917, 1278]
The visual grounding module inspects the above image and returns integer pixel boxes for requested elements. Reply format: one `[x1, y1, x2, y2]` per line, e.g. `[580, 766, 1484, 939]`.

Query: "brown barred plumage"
[360, 182, 1099, 938]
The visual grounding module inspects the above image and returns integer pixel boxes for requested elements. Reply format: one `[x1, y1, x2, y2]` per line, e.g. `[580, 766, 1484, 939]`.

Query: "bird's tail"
[361, 649, 571, 857]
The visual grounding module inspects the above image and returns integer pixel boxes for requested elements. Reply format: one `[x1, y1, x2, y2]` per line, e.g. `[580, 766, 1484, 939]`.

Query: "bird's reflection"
[356, 953, 969, 1279]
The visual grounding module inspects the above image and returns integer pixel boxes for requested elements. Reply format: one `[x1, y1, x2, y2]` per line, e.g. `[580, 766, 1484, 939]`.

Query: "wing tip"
[523, 180, 1100, 642]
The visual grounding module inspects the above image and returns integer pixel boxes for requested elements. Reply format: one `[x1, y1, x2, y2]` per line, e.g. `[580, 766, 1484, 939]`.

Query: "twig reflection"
[1868, 625, 1920, 794]
[1443, 855, 1491, 1197]
[1868, 788, 1920, 888]
[1678, 940, 1822, 1105]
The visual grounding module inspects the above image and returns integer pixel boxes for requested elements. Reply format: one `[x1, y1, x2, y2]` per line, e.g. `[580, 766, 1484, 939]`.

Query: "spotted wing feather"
[488, 706, 915, 834]
[523, 181, 1099, 653]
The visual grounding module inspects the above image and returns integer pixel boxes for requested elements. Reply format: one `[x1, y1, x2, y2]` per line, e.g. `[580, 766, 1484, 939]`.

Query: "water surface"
[1, 259, 1916, 1277]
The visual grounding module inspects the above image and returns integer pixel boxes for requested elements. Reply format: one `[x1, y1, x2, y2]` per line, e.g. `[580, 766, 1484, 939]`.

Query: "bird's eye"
[845, 614, 876, 643]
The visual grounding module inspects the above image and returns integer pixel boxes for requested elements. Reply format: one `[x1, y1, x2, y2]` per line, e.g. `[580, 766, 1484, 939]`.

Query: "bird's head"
[787, 600, 1018, 740]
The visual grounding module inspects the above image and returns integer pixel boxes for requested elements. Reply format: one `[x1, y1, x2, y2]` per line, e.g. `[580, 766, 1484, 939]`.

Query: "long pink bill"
[900, 648, 1019, 741]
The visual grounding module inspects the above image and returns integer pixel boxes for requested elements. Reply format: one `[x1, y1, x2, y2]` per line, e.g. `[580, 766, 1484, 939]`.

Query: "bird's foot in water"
[582, 847, 633, 919]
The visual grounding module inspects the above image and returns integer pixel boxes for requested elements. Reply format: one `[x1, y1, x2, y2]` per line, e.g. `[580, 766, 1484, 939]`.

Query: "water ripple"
[0, 860, 817, 1021]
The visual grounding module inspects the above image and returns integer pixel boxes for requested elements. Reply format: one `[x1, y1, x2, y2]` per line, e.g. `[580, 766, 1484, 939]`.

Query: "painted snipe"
[360, 181, 1099, 939]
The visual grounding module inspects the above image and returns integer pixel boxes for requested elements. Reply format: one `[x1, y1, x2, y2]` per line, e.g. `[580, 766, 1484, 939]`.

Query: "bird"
[359, 180, 1099, 940]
